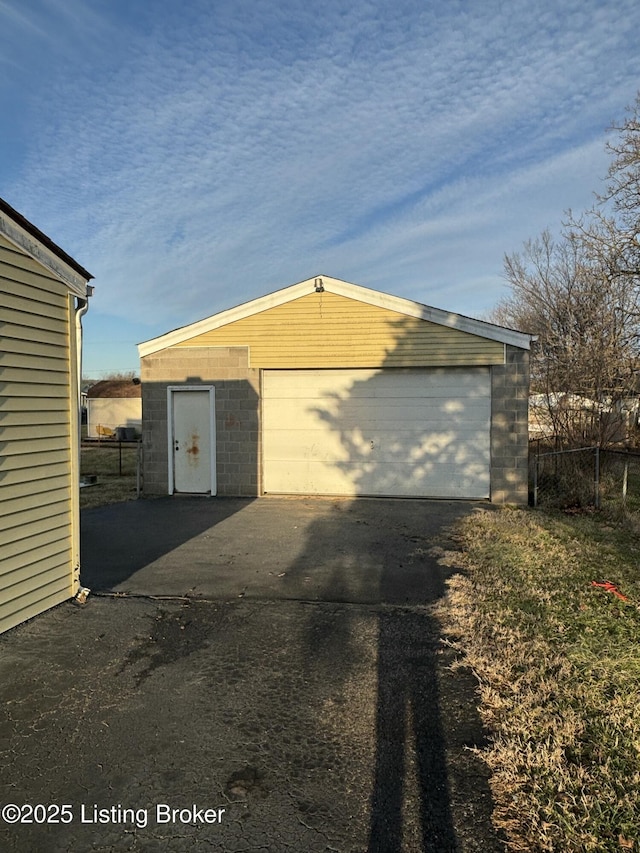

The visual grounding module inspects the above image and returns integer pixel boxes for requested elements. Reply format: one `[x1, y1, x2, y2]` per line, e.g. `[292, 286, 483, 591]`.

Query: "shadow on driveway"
[281, 498, 498, 852]
[80, 496, 255, 591]
[18, 495, 502, 853]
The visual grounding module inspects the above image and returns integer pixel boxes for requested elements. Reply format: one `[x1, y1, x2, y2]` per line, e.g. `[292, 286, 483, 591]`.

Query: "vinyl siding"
[174, 290, 504, 367]
[0, 233, 76, 635]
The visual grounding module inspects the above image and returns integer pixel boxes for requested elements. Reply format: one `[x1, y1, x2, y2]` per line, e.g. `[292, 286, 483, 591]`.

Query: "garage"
[139, 275, 534, 503]
[262, 368, 491, 498]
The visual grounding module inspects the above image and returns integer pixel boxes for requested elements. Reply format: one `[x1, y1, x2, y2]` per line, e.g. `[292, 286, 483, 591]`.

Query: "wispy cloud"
[2, 0, 640, 358]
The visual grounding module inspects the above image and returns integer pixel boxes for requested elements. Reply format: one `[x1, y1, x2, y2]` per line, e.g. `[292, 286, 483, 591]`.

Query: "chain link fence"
[530, 443, 640, 513]
[81, 439, 143, 499]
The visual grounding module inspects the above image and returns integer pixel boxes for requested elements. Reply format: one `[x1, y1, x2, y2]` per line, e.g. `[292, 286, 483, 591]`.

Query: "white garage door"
[262, 368, 491, 498]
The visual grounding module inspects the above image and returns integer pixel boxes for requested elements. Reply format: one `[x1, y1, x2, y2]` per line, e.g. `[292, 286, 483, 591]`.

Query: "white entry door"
[168, 387, 216, 494]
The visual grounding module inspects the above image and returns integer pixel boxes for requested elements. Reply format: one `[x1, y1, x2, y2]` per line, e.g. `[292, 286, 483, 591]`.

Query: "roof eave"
[0, 197, 93, 297]
[138, 275, 536, 357]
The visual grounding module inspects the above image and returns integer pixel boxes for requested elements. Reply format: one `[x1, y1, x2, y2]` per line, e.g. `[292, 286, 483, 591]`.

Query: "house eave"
[0, 197, 93, 297]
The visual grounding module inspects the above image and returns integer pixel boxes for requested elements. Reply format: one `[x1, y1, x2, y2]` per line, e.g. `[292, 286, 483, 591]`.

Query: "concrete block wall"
[142, 343, 532, 503]
[490, 345, 530, 504]
[141, 346, 260, 496]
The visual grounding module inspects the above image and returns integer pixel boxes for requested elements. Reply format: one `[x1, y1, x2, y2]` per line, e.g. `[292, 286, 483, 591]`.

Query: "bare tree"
[493, 95, 640, 448]
[492, 230, 640, 447]
[569, 94, 640, 286]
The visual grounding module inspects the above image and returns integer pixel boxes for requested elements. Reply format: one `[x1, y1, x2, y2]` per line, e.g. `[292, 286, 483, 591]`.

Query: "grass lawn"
[436, 506, 640, 853]
[80, 443, 140, 509]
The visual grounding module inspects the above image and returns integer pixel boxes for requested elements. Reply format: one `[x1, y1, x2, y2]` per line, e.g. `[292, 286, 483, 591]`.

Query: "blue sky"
[1, 0, 639, 377]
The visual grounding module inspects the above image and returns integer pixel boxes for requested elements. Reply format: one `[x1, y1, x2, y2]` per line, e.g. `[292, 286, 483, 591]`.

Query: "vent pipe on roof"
[314, 277, 324, 292]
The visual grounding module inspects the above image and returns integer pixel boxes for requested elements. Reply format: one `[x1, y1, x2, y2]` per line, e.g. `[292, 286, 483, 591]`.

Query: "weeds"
[435, 507, 640, 852]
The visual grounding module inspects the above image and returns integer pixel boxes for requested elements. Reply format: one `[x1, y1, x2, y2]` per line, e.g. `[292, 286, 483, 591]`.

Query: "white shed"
[86, 379, 142, 440]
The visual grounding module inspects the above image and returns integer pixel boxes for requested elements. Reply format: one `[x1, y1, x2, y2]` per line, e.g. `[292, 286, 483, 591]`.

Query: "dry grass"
[434, 506, 640, 853]
[80, 443, 140, 509]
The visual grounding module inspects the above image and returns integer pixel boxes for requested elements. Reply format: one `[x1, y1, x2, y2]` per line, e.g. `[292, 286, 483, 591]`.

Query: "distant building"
[86, 379, 142, 440]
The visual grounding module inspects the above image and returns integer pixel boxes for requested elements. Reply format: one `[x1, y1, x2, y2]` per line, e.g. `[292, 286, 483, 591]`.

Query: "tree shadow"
[281, 313, 493, 500]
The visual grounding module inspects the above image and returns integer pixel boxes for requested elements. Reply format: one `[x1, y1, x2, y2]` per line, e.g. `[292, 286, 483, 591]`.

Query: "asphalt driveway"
[80, 496, 471, 605]
[0, 496, 503, 852]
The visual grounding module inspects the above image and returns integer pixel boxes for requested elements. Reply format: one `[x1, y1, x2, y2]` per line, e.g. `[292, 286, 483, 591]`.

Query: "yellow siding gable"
[174, 290, 504, 368]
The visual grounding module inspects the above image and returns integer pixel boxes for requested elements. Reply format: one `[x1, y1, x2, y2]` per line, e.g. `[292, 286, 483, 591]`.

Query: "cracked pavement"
[0, 497, 504, 852]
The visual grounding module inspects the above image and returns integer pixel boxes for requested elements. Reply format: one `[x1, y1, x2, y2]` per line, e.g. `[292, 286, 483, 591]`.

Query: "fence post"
[136, 441, 142, 499]
[623, 457, 628, 508]
[533, 453, 539, 507]
[594, 446, 600, 509]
